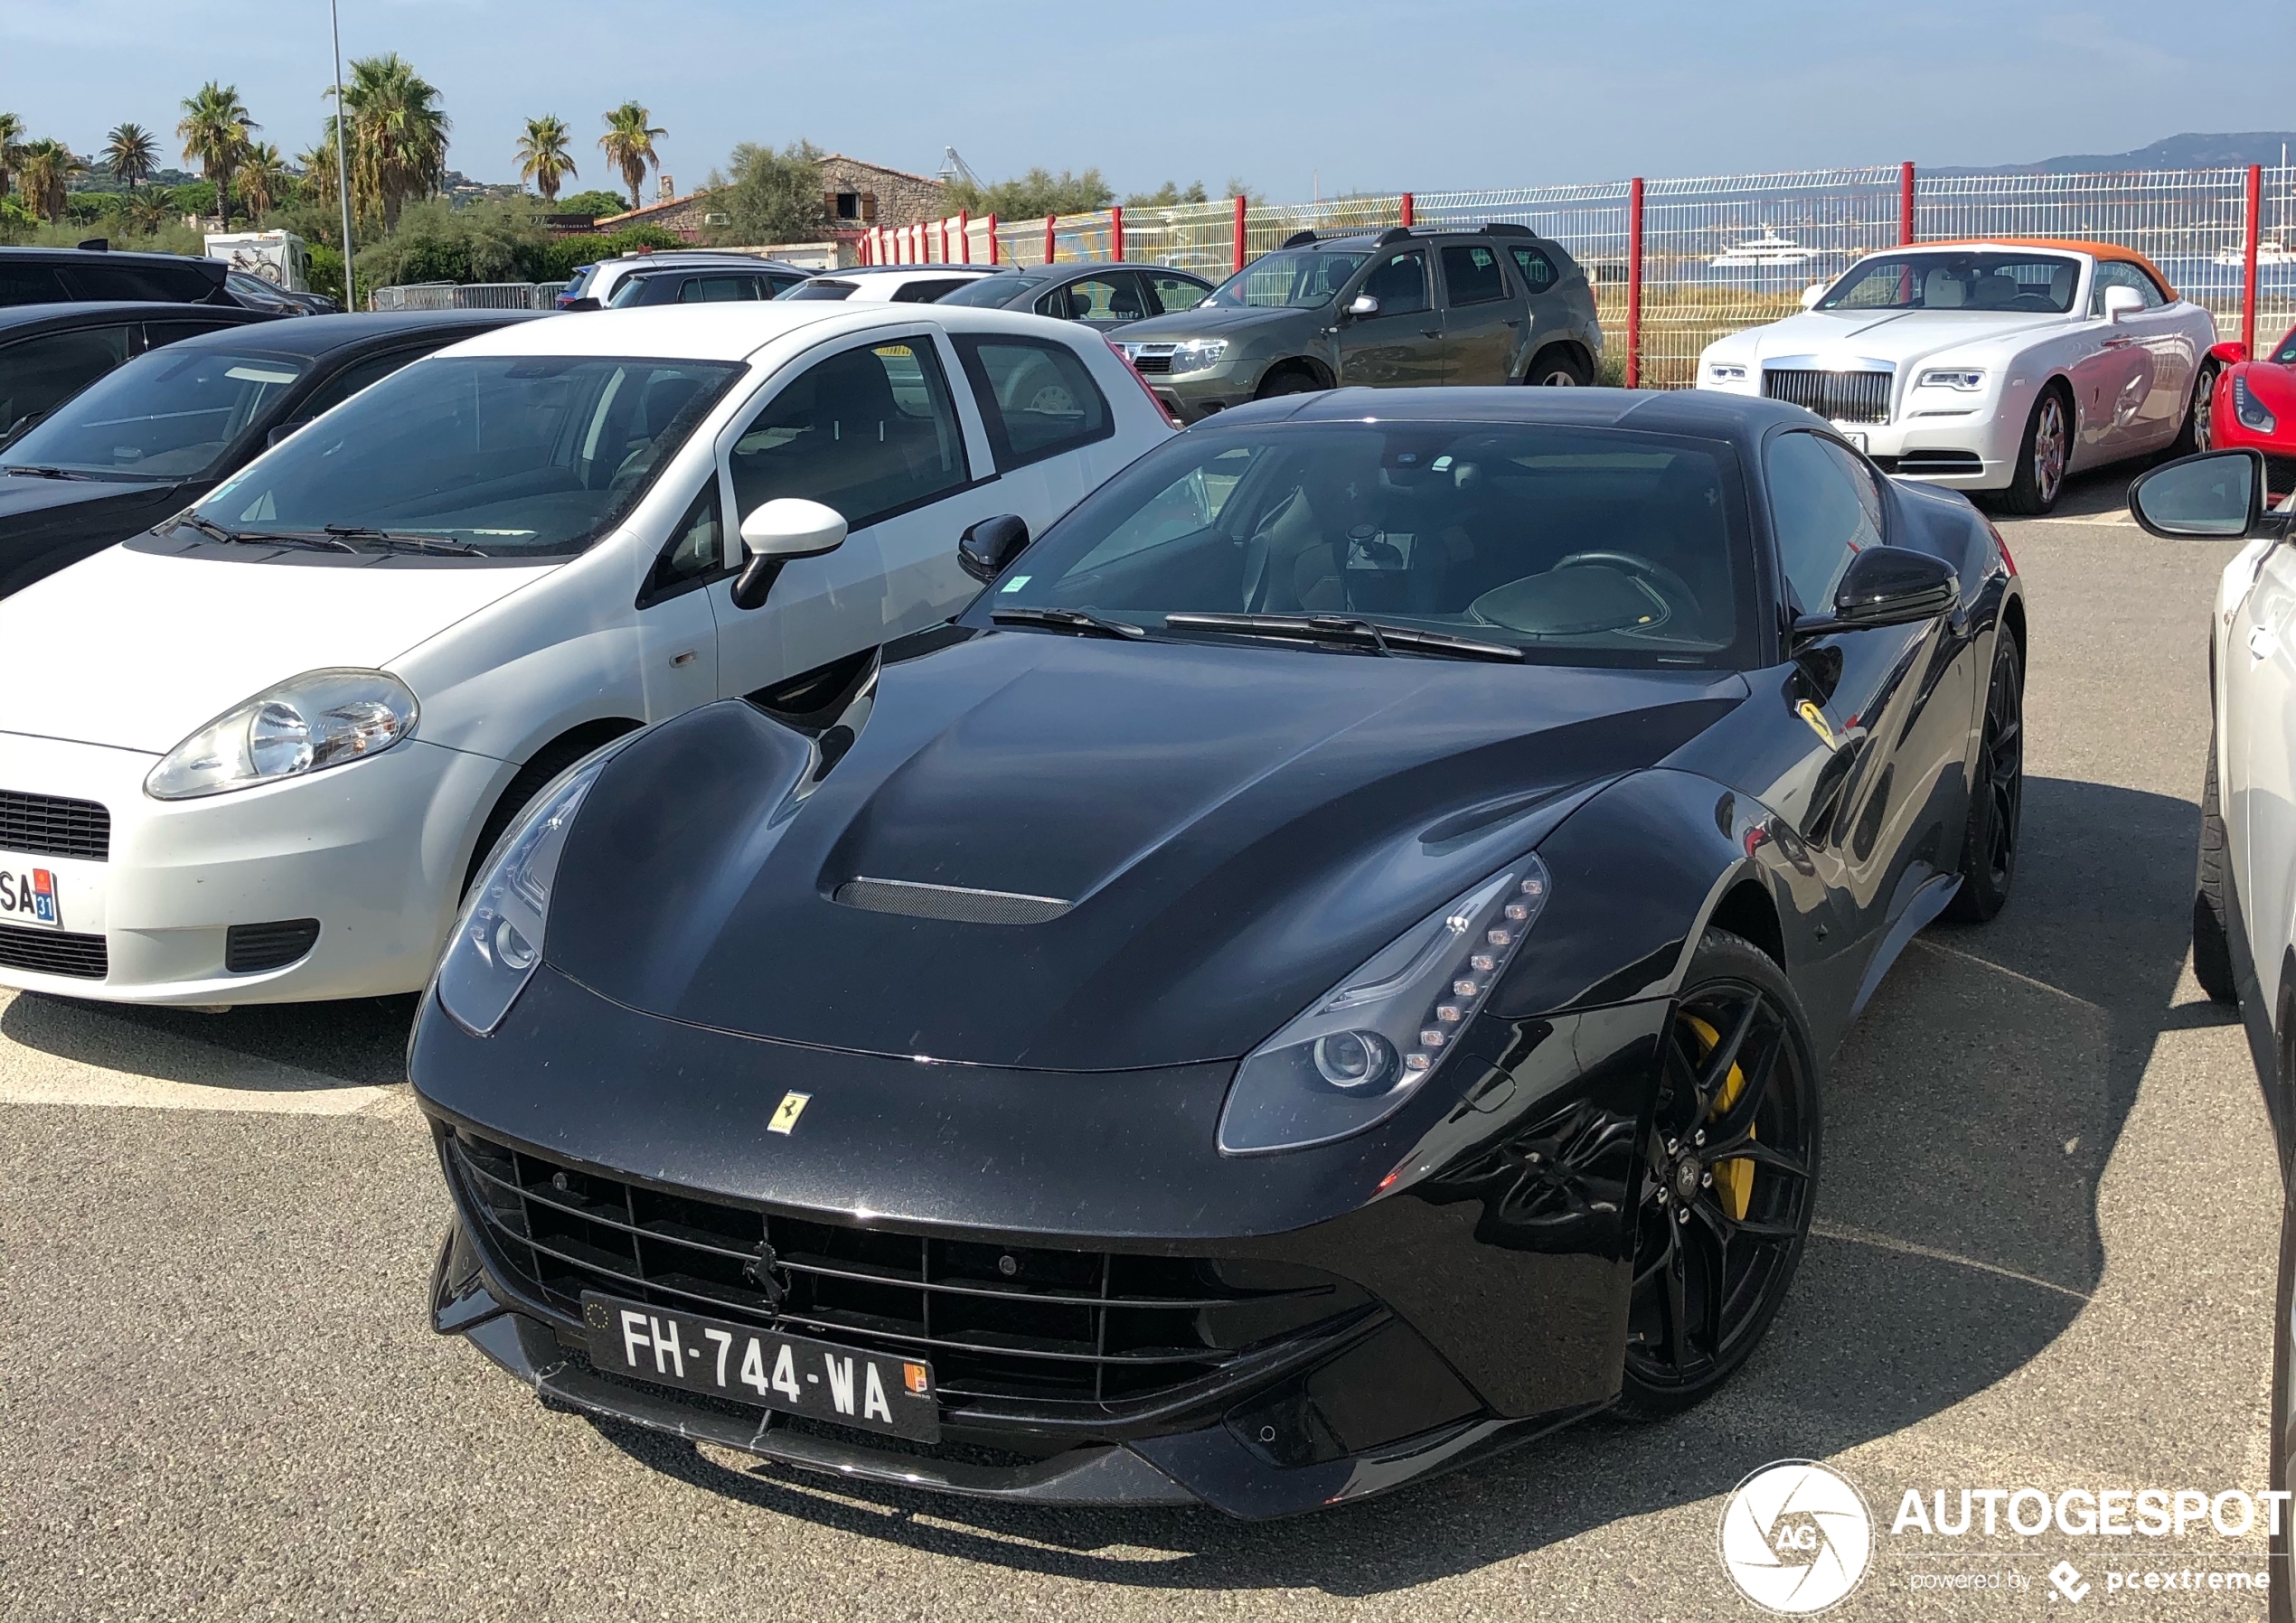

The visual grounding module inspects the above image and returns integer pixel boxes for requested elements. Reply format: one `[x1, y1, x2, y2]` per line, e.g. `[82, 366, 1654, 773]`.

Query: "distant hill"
[1933, 132, 2296, 175]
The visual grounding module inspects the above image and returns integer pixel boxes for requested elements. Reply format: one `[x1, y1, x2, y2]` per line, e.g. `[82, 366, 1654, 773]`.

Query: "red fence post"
[1899, 161, 1915, 246]
[986, 213, 999, 266]
[1044, 213, 1057, 265]
[1111, 205, 1124, 261]
[1625, 177, 1644, 389]
[1399, 192, 1414, 229]
[956, 210, 969, 265]
[2244, 164, 2263, 359]
[1233, 194, 1247, 274]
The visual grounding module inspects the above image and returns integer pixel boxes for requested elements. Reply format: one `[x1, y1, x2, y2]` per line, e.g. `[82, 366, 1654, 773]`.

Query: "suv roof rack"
[1281, 230, 1318, 249]
[1482, 222, 1534, 239]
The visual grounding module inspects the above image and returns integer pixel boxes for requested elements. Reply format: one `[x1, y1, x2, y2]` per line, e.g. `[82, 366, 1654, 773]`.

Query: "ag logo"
[1717, 1459, 1873, 1614]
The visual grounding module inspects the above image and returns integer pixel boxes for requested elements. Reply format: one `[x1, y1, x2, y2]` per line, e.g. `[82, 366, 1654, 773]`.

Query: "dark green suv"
[1114, 223, 1602, 422]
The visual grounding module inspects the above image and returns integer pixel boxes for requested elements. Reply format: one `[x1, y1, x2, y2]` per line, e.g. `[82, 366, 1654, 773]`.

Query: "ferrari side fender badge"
[768, 1092, 811, 1135]
[1796, 699, 1837, 749]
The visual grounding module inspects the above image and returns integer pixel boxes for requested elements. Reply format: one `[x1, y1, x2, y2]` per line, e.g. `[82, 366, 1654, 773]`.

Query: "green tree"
[16, 138, 84, 224]
[517, 115, 577, 202]
[0, 113, 24, 202]
[122, 185, 176, 235]
[598, 101, 666, 210]
[178, 81, 256, 223]
[554, 187, 630, 219]
[296, 136, 339, 211]
[235, 142, 289, 217]
[946, 166, 1114, 220]
[105, 123, 158, 191]
[705, 139, 825, 246]
[334, 53, 450, 231]
[1122, 180, 1209, 209]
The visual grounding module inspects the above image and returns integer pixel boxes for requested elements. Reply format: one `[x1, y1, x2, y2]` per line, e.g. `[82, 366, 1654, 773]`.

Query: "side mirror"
[561, 296, 601, 313]
[1346, 295, 1380, 319]
[2129, 448, 2267, 539]
[2103, 285, 2145, 323]
[266, 418, 309, 447]
[958, 513, 1030, 584]
[1799, 283, 1827, 310]
[1789, 547, 1960, 650]
[729, 498, 847, 611]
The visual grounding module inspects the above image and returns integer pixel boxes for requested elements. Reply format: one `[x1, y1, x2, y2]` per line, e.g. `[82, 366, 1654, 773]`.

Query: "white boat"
[2214, 241, 2294, 267]
[1709, 230, 1816, 268]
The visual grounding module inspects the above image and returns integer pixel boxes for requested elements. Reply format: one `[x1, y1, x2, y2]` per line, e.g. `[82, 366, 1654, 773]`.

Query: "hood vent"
[833, 877, 1071, 925]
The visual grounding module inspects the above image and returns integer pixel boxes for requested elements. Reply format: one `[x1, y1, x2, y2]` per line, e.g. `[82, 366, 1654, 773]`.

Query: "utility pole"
[330, 0, 356, 308]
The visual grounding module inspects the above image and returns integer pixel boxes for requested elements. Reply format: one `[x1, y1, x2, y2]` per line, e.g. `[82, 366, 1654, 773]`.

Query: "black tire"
[1617, 928, 1821, 1419]
[1523, 348, 1590, 387]
[2193, 726, 2240, 1005]
[2182, 361, 2221, 455]
[1254, 365, 1322, 400]
[1943, 631, 2025, 923]
[1999, 386, 2071, 516]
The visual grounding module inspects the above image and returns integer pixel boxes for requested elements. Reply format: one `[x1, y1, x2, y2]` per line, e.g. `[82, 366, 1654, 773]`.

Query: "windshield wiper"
[174, 513, 358, 552]
[991, 605, 1145, 640]
[3, 464, 92, 480]
[319, 525, 488, 557]
[1163, 611, 1524, 662]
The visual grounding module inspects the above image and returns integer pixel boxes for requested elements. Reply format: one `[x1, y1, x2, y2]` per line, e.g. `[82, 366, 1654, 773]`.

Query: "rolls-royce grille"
[0, 924, 107, 980]
[0, 791, 110, 861]
[1763, 367, 1892, 425]
[444, 1130, 1364, 1410]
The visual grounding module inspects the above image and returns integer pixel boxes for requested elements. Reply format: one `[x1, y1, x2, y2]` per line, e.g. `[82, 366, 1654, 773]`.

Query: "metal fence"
[870, 163, 2296, 389]
[368, 281, 569, 312]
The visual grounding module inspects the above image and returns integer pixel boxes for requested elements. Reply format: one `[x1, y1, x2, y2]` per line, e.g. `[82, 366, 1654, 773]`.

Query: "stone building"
[591, 153, 947, 250]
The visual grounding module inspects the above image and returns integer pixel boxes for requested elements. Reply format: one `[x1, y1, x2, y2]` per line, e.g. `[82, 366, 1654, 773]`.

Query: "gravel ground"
[0, 466, 2276, 1621]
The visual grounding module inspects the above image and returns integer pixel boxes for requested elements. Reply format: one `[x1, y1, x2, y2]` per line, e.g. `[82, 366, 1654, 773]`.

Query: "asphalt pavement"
[0, 466, 2278, 1621]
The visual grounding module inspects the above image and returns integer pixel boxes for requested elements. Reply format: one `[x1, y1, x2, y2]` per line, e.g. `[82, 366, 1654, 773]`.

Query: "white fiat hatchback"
[0, 302, 1172, 1004]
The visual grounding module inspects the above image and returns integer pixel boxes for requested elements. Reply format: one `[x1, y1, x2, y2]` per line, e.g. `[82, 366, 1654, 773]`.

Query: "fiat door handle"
[670, 649, 698, 668]
[1502, 318, 1522, 328]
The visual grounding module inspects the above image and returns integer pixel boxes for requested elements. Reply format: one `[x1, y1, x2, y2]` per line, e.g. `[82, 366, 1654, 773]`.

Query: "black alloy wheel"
[2184, 361, 2220, 455]
[1620, 929, 1821, 1416]
[1526, 348, 1590, 387]
[2000, 389, 2070, 515]
[1944, 633, 2025, 923]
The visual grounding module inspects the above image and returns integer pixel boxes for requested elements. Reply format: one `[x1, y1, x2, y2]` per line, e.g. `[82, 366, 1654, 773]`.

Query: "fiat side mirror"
[729, 498, 847, 611]
[2103, 285, 2146, 323]
[1345, 294, 1380, 319]
[1788, 547, 1960, 651]
[2129, 448, 2279, 539]
[958, 513, 1030, 584]
[1799, 283, 1827, 309]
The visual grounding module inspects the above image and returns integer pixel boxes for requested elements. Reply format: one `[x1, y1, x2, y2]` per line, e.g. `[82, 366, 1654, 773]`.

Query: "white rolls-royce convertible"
[1698, 239, 2217, 513]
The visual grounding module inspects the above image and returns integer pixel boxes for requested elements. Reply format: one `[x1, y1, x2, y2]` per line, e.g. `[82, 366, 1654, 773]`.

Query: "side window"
[639, 480, 727, 606]
[63, 262, 212, 302]
[1439, 244, 1508, 306]
[294, 349, 427, 420]
[890, 278, 974, 304]
[2088, 260, 2165, 315]
[951, 334, 1115, 470]
[1061, 276, 1150, 326]
[764, 274, 806, 297]
[678, 276, 757, 304]
[1507, 245, 1558, 294]
[1765, 431, 1882, 614]
[1147, 274, 1207, 314]
[1358, 249, 1430, 315]
[727, 339, 969, 531]
[0, 264, 73, 305]
[0, 325, 133, 429]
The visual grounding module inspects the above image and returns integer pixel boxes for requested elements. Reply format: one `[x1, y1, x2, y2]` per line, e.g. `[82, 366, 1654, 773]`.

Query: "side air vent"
[833, 877, 1070, 925]
[225, 918, 321, 973]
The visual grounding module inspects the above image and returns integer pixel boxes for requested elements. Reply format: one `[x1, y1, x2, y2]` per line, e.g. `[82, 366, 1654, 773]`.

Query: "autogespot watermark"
[1719, 1462, 2279, 1611]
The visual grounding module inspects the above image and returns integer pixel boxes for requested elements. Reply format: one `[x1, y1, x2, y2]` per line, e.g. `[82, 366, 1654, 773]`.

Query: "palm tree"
[16, 139, 84, 224]
[598, 102, 666, 211]
[516, 115, 576, 203]
[235, 142, 288, 217]
[178, 81, 257, 223]
[105, 123, 158, 192]
[122, 187, 174, 236]
[0, 113, 25, 202]
[296, 136, 339, 211]
[333, 53, 448, 231]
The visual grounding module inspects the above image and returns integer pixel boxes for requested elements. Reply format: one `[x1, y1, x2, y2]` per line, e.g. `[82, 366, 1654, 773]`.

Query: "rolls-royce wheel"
[2000, 387, 2071, 515]
[1618, 928, 1821, 1418]
[2194, 725, 2240, 1005]
[1525, 348, 1590, 387]
[2176, 361, 2220, 456]
[1943, 632, 2025, 923]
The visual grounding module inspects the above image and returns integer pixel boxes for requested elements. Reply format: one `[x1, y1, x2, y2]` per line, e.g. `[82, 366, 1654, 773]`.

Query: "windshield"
[974, 422, 1755, 669]
[1818, 252, 2081, 314]
[2, 346, 307, 479]
[936, 276, 1035, 307]
[1202, 250, 1369, 309]
[191, 354, 741, 558]
[2276, 329, 2296, 365]
[780, 280, 856, 301]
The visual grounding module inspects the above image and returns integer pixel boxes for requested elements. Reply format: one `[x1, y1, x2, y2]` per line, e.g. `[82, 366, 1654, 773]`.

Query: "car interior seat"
[1923, 269, 1966, 308]
[1969, 273, 2019, 309]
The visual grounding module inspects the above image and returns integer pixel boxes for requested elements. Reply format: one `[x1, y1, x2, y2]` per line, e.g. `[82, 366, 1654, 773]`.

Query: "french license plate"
[581, 1291, 939, 1442]
[0, 859, 62, 930]
[1835, 427, 1869, 451]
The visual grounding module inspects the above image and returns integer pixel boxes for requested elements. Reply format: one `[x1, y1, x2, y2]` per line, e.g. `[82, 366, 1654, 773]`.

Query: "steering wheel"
[1551, 550, 1700, 617]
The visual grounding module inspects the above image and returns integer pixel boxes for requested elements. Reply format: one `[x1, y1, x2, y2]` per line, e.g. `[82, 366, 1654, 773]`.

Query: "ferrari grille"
[1763, 367, 1893, 425]
[443, 1129, 1365, 1409]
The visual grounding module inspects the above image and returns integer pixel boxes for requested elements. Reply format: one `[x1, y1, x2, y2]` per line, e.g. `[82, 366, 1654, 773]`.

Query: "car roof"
[434, 300, 1091, 363]
[611, 253, 810, 273]
[1870, 237, 2180, 297]
[157, 309, 539, 359]
[825, 265, 998, 277]
[0, 300, 273, 336]
[1222, 383, 1823, 443]
[0, 245, 222, 270]
[992, 261, 1211, 282]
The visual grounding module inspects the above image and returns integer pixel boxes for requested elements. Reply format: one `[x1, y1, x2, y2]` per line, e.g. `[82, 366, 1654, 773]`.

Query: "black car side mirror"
[2129, 448, 2285, 539]
[959, 514, 1030, 584]
[1788, 547, 1959, 652]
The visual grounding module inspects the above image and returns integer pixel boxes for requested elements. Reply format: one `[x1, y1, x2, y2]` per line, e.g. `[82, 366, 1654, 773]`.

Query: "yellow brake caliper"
[1683, 1014, 1755, 1222]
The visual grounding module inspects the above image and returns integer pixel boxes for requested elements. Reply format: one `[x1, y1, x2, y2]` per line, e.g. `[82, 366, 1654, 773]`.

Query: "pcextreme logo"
[1718, 1459, 1876, 1614]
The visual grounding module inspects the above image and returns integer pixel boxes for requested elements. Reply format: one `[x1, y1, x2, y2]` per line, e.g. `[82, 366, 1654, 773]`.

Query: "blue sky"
[5, 0, 2292, 202]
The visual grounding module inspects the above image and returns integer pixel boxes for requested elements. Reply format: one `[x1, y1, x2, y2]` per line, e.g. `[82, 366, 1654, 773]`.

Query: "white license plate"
[1835, 427, 1868, 451]
[0, 858, 63, 930]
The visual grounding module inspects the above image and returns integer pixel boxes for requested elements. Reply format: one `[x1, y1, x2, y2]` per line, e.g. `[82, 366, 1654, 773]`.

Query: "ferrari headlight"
[145, 669, 418, 800]
[1169, 339, 1228, 375]
[1218, 858, 1550, 1156]
[2235, 374, 2278, 434]
[434, 751, 613, 1036]
[1917, 369, 1986, 391]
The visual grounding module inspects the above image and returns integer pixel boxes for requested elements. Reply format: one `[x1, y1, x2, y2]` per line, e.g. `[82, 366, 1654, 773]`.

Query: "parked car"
[1698, 238, 2218, 515]
[936, 261, 1213, 331]
[224, 270, 340, 316]
[0, 303, 1172, 1004]
[0, 310, 532, 601]
[778, 266, 999, 305]
[556, 251, 810, 311]
[2194, 322, 2296, 497]
[411, 385, 2022, 1516]
[1109, 224, 1603, 423]
[0, 300, 278, 450]
[0, 245, 238, 308]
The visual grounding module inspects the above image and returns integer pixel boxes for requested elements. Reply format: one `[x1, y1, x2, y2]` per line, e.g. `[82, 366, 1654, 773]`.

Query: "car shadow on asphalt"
[574, 772, 2235, 1592]
[0, 990, 419, 1089]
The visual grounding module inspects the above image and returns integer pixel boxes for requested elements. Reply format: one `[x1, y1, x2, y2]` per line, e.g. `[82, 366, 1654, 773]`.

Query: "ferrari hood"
[0, 544, 553, 753]
[547, 632, 1747, 1070]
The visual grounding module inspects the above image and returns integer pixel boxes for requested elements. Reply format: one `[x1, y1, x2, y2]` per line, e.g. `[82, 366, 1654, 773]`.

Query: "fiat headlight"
[435, 751, 614, 1036]
[145, 669, 418, 800]
[1169, 339, 1228, 375]
[1217, 858, 1550, 1156]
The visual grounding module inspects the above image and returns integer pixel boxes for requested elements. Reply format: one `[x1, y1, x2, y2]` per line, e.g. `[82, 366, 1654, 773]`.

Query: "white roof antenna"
[939, 146, 983, 189]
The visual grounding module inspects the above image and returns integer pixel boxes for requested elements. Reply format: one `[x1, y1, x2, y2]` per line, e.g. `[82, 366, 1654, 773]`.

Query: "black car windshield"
[190, 353, 741, 558]
[1, 346, 307, 480]
[936, 275, 1037, 307]
[1818, 251, 2081, 314]
[1201, 250, 1369, 309]
[976, 421, 1755, 668]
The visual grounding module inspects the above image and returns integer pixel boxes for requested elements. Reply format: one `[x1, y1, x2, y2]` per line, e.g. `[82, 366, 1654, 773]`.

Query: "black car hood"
[0, 473, 174, 522]
[548, 633, 1746, 1070]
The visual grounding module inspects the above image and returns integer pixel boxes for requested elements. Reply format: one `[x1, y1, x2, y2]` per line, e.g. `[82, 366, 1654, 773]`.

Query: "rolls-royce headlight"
[145, 669, 418, 800]
[1917, 369, 1987, 391]
[1168, 339, 1228, 375]
[1708, 361, 1749, 382]
[1217, 858, 1550, 1156]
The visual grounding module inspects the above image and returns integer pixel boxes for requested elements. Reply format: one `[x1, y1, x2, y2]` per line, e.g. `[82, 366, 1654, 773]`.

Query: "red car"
[2200, 322, 2296, 495]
